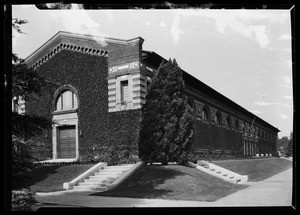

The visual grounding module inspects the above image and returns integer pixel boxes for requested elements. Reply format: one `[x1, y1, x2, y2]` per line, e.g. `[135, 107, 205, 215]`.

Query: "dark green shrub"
[187, 148, 197, 163]
[12, 137, 41, 189]
[273, 151, 280, 158]
[12, 189, 36, 211]
[78, 138, 139, 165]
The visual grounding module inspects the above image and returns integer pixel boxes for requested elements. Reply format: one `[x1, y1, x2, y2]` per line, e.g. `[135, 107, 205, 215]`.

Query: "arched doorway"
[52, 85, 79, 160]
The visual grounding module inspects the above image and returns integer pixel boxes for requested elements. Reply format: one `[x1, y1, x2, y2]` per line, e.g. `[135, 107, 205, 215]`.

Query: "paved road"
[34, 167, 293, 209]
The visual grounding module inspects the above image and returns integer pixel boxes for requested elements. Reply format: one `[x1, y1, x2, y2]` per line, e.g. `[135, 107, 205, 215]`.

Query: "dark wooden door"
[57, 126, 76, 159]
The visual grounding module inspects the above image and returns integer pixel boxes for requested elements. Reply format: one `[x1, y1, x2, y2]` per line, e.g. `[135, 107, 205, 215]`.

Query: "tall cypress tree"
[138, 59, 194, 165]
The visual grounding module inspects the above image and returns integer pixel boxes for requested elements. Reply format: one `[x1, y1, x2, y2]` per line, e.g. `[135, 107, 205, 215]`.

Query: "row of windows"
[54, 78, 151, 112]
[52, 87, 276, 141]
[259, 130, 276, 141]
[195, 106, 238, 129]
[190, 101, 275, 141]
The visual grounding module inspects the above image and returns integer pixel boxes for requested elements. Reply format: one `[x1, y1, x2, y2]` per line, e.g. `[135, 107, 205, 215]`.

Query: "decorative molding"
[108, 61, 140, 74]
[26, 31, 145, 68]
[30, 42, 108, 69]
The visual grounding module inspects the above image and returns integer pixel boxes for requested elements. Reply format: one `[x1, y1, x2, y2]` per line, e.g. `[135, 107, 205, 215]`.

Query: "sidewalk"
[34, 167, 293, 209]
[213, 167, 293, 206]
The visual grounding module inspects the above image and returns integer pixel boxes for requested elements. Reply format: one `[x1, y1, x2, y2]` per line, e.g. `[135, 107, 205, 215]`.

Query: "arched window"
[55, 90, 78, 111]
[202, 109, 208, 121]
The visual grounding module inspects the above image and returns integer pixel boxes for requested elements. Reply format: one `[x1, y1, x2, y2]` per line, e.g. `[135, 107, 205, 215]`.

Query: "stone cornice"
[25, 31, 145, 70]
[28, 42, 108, 69]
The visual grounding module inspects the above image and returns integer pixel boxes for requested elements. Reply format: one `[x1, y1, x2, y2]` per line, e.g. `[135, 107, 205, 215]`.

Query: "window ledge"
[52, 109, 78, 115]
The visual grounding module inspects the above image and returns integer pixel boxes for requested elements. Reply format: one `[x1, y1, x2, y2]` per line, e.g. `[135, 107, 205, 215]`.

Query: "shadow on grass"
[13, 165, 61, 190]
[90, 165, 187, 199]
[14, 164, 94, 192]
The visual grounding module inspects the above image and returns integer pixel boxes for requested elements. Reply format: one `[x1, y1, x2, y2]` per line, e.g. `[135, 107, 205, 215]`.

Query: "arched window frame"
[53, 85, 79, 113]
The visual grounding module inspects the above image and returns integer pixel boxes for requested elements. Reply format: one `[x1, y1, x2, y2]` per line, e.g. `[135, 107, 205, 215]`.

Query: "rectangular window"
[121, 80, 129, 102]
[12, 99, 18, 113]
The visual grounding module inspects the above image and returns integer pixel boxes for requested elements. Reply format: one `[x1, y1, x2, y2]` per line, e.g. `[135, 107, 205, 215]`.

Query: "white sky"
[12, 5, 293, 138]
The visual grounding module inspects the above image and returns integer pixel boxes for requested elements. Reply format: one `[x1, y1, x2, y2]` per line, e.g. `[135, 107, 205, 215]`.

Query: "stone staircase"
[188, 160, 248, 184]
[73, 164, 135, 191]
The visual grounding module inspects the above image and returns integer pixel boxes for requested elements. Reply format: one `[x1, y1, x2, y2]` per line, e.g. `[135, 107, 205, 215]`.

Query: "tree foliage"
[12, 18, 27, 34]
[138, 59, 194, 165]
[12, 59, 47, 102]
[11, 18, 54, 181]
[276, 133, 293, 157]
[285, 131, 293, 157]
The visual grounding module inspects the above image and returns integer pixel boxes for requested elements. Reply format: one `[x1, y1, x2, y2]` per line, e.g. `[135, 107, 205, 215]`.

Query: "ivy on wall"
[26, 50, 141, 164]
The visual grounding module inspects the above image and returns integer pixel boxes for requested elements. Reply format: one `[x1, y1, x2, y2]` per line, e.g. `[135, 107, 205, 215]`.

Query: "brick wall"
[26, 49, 141, 160]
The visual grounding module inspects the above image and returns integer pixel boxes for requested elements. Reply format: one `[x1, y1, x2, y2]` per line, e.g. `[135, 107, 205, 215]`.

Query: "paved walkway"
[213, 167, 293, 206]
[34, 167, 293, 209]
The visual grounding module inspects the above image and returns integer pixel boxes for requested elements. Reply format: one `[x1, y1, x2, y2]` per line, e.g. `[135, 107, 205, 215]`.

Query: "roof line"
[142, 50, 280, 132]
[25, 31, 144, 63]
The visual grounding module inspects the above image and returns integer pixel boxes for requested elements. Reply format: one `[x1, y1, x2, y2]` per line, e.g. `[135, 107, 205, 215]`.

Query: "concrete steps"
[188, 161, 248, 184]
[72, 164, 135, 191]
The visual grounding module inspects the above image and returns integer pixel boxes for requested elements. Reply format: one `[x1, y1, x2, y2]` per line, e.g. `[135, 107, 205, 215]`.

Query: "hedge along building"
[23, 31, 279, 161]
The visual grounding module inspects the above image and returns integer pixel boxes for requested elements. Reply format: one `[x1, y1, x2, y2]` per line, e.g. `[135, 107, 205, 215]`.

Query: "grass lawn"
[91, 164, 248, 202]
[19, 164, 94, 192]
[212, 157, 292, 182]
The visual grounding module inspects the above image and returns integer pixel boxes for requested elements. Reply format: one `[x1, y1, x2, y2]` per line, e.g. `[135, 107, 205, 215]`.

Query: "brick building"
[22, 31, 279, 161]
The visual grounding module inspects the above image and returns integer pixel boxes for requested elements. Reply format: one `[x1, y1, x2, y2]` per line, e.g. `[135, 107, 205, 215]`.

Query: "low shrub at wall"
[187, 148, 256, 162]
[79, 143, 140, 166]
[273, 151, 280, 158]
[29, 138, 52, 161]
[12, 189, 36, 211]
